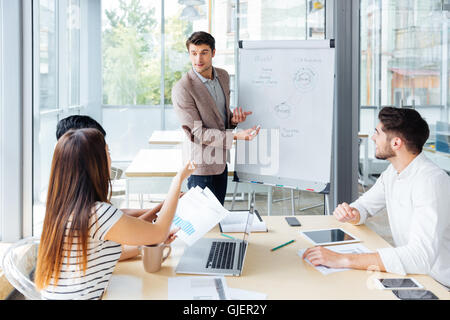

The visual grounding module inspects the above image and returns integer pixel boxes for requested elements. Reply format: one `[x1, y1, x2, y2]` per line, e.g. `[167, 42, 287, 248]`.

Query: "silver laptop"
[175, 192, 256, 276]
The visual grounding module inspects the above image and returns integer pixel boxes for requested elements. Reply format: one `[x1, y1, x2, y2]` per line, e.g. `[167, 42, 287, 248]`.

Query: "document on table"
[171, 186, 230, 246]
[298, 243, 373, 275]
[228, 288, 267, 300]
[219, 210, 267, 233]
[168, 276, 266, 300]
[168, 276, 230, 300]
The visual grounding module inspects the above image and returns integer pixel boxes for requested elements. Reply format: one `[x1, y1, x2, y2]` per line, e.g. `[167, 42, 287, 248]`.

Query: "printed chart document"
[298, 243, 372, 275]
[168, 276, 230, 300]
[219, 210, 267, 233]
[171, 186, 230, 246]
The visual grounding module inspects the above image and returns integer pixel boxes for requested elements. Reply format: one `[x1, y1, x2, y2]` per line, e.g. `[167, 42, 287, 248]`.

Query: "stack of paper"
[219, 210, 267, 233]
[171, 186, 230, 246]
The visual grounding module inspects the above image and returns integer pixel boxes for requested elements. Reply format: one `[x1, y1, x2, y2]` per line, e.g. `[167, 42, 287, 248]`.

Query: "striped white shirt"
[41, 202, 123, 300]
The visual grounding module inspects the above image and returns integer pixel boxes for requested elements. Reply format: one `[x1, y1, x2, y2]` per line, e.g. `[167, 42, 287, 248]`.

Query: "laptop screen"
[242, 192, 255, 243]
[236, 191, 255, 272]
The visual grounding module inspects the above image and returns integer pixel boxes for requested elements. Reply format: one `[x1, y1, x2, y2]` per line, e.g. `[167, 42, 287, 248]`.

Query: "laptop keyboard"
[206, 241, 236, 270]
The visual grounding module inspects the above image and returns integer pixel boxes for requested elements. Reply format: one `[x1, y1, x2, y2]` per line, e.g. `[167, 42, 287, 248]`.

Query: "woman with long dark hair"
[35, 128, 195, 299]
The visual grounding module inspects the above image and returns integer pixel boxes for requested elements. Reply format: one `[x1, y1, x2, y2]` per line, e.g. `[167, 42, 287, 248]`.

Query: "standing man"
[172, 31, 259, 205]
[302, 107, 450, 289]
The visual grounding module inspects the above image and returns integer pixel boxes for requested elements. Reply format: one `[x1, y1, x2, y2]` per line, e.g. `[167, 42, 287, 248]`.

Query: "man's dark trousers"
[187, 165, 228, 206]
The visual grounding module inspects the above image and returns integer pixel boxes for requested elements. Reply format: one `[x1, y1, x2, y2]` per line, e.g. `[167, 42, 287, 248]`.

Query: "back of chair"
[110, 167, 123, 180]
[1, 237, 41, 300]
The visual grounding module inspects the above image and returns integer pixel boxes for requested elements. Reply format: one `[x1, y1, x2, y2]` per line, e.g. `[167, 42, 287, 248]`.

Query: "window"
[99, 0, 327, 215]
[38, 0, 57, 111]
[101, 0, 210, 162]
[238, 0, 325, 41]
[101, 0, 326, 163]
[0, 0, 3, 240]
[33, 0, 83, 236]
[28, 0, 329, 234]
[1, 0, 22, 241]
[102, 1, 161, 106]
[360, 0, 450, 173]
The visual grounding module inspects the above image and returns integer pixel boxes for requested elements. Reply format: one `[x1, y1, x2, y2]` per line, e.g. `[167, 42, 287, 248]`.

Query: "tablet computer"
[300, 228, 360, 246]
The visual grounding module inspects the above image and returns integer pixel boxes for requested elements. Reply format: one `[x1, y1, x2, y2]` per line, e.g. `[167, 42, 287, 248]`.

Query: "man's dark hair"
[186, 31, 215, 52]
[378, 107, 429, 154]
[56, 115, 106, 140]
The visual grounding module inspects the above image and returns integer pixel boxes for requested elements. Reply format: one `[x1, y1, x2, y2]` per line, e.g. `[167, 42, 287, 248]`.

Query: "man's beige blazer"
[172, 67, 236, 176]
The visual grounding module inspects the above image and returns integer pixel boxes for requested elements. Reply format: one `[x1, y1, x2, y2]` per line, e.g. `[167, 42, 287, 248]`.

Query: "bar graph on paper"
[170, 186, 230, 246]
[173, 216, 196, 236]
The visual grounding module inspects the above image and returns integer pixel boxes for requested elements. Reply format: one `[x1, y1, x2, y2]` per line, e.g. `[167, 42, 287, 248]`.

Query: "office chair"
[110, 167, 123, 180]
[110, 166, 127, 208]
[111, 167, 126, 196]
[1, 237, 41, 300]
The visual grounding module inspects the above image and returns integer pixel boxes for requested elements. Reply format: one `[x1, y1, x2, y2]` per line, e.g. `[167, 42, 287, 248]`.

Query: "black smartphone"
[392, 289, 439, 300]
[375, 278, 422, 290]
[285, 217, 301, 227]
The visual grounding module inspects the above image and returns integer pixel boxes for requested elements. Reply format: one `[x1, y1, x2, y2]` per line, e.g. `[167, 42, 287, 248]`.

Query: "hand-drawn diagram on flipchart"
[235, 40, 335, 193]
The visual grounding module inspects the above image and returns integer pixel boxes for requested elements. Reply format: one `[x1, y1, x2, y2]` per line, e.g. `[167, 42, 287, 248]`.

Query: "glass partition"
[102, 0, 210, 162]
[30, 0, 329, 233]
[33, 0, 82, 236]
[0, 0, 3, 239]
[360, 0, 450, 175]
[238, 0, 325, 41]
[102, 0, 326, 163]
[100, 0, 327, 215]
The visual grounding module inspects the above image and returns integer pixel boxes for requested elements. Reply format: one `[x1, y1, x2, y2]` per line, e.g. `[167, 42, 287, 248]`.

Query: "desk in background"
[124, 148, 248, 208]
[423, 146, 450, 173]
[103, 216, 450, 300]
[149, 130, 185, 145]
[149, 130, 237, 146]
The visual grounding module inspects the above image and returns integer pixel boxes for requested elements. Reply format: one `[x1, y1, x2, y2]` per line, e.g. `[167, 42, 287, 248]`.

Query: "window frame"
[24, 0, 93, 238]
[0, 0, 3, 240]
[23, 0, 34, 239]
[0, 0, 23, 242]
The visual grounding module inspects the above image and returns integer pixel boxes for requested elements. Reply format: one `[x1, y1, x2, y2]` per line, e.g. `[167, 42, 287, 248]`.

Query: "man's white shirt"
[350, 152, 450, 287]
